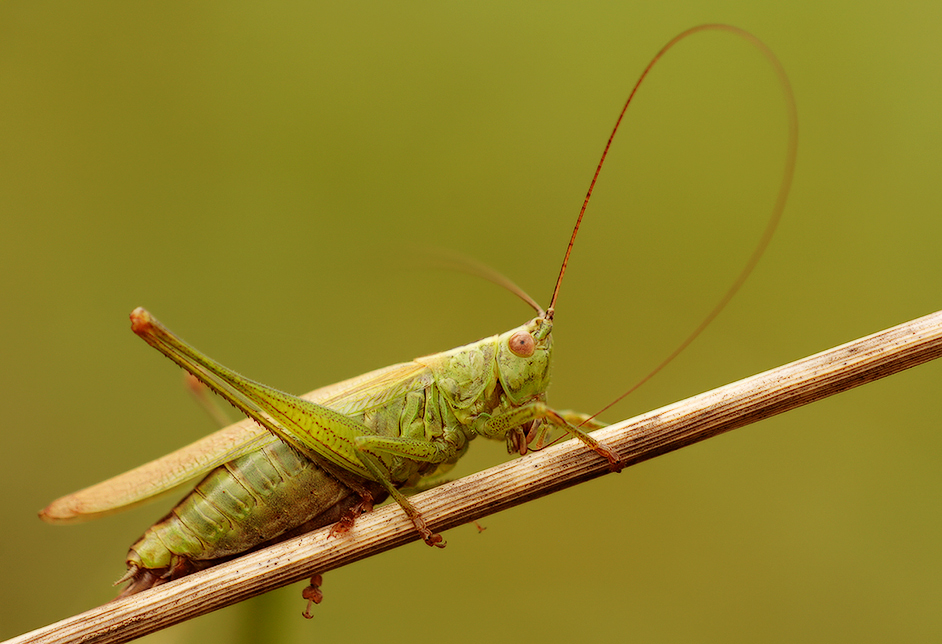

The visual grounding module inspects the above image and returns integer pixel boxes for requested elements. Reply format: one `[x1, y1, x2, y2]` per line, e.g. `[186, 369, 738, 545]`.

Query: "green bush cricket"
[38, 24, 796, 615]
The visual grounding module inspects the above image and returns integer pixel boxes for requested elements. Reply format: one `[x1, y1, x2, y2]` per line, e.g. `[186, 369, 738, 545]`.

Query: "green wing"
[40, 419, 276, 523]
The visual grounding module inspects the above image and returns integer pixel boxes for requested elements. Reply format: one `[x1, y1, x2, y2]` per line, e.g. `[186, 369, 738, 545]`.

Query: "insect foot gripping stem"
[326, 491, 376, 539]
[414, 515, 445, 548]
[383, 483, 445, 548]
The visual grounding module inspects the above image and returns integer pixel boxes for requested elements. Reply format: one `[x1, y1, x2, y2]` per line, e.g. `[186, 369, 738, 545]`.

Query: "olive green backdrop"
[2, 2, 940, 643]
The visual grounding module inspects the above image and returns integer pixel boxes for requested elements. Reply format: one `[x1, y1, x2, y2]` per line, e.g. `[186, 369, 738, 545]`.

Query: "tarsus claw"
[302, 574, 324, 619]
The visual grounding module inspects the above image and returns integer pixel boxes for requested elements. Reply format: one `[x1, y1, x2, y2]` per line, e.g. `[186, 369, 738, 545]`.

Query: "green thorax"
[414, 316, 553, 425]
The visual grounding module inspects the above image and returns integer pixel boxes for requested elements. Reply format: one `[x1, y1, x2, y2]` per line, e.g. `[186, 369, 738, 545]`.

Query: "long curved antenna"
[547, 24, 798, 420]
[548, 24, 796, 318]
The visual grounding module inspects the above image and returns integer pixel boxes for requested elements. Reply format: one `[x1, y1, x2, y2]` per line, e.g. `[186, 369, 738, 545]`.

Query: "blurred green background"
[2, 1, 940, 642]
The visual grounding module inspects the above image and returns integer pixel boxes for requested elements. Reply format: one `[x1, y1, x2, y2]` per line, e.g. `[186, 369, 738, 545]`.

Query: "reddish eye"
[508, 331, 535, 357]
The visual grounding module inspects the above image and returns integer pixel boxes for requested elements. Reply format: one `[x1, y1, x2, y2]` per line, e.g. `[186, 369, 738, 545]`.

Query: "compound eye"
[508, 331, 535, 357]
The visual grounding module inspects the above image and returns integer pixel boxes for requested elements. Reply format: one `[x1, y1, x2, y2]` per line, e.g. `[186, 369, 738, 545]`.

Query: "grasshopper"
[39, 24, 795, 611]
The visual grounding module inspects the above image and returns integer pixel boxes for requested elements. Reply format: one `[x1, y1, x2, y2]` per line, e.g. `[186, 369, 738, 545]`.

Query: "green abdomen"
[127, 438, 362, 572]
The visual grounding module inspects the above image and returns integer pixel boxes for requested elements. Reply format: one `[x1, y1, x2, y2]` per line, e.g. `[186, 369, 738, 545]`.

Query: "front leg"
[477, 402, 622, 472]
[524, 410, 609, 451]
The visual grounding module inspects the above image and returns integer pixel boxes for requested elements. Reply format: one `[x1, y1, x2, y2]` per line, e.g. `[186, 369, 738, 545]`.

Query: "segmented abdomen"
[124, 437, 369, 584]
